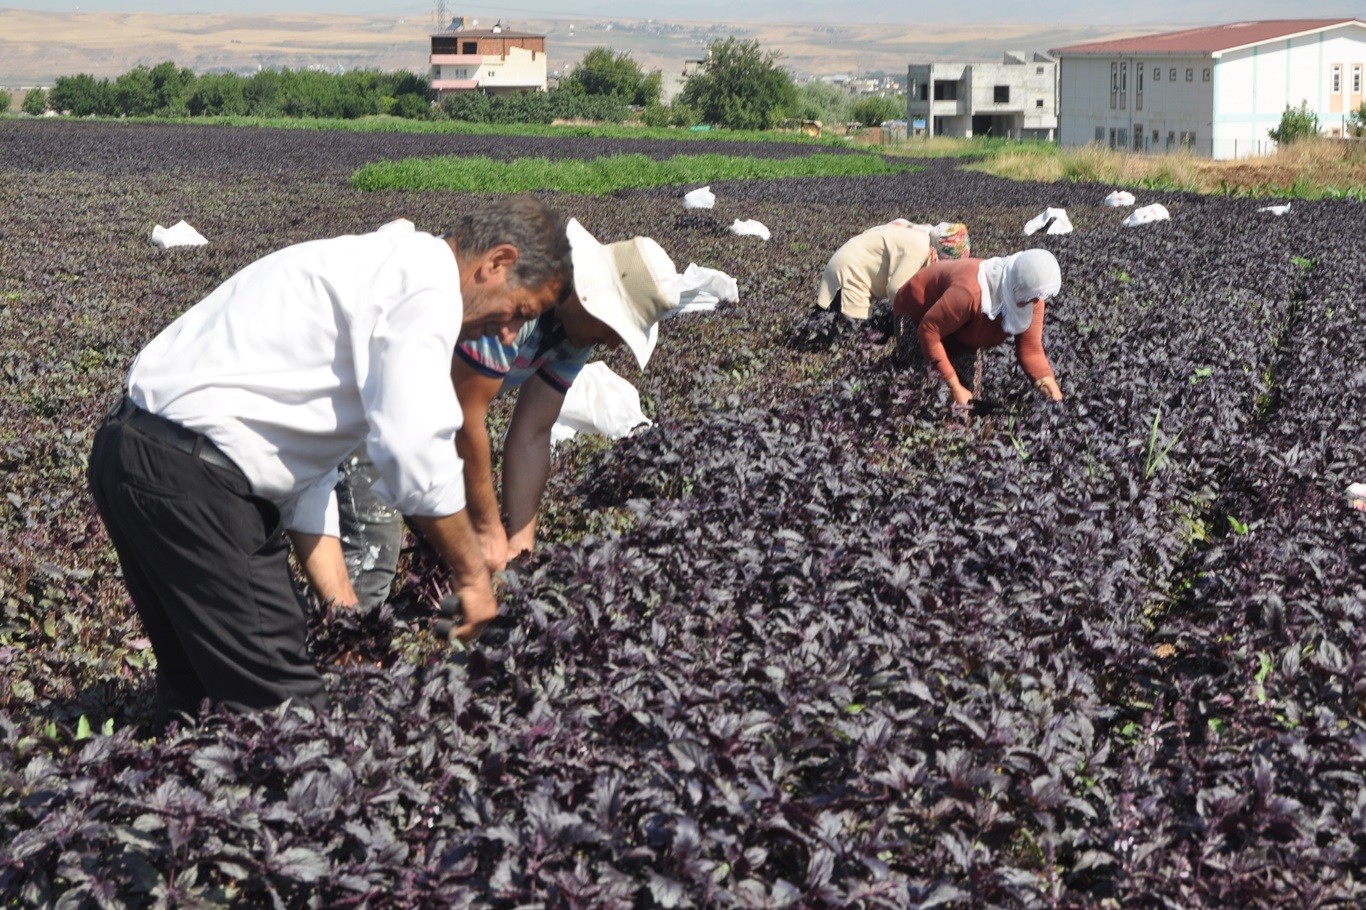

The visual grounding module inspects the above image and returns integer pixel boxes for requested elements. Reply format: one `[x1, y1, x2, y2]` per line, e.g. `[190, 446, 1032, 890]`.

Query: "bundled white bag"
[151, 220, 208, 249]
[683, 185, 716, 209]
[551, 362, 652, 444]
[672, 263, 739, 315]
[1023, 207, 1073, 235]
[1103, 190, 1136, 207]
[1258, 202, 1292, 216]
[1121, 203, 1171, 227]
[729, 218, 771, 240]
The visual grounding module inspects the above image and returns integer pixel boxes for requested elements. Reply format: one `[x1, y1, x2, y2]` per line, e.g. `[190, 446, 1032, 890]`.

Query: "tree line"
[9, 38, 908, 131]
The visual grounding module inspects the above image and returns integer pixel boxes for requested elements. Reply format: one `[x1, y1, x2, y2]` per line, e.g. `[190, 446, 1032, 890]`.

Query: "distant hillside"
[0, 8, 1167, 88]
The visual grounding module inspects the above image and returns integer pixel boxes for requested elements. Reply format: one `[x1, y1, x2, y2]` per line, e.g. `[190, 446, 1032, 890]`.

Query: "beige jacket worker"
[817, 224, 932, 320]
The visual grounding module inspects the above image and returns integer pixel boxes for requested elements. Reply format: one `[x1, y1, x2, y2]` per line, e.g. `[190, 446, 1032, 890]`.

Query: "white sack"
[151, 220, 208, 249]
[729, 218, 771, 240]
[1023, 207, 1073, 235]
[671, 263, 739, 316]
[551, 361, 652, 444]
[1121, 203, 1171, 227]
[1103, 190, 1136, 207]
[1258, 202, 1292, 216]
[683, 185, 716, 209]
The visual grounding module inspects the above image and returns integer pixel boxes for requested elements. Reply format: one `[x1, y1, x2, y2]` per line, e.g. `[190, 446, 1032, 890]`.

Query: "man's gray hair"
[443, 195, 573, 301]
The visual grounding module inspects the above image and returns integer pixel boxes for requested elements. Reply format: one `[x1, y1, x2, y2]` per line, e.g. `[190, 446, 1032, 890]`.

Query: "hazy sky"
[10, 0, 1363, 25]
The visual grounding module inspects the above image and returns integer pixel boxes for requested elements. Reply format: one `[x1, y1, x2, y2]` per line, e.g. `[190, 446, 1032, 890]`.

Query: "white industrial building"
[906, 52, 1059, 140]
[1051, 19, 1366, 159]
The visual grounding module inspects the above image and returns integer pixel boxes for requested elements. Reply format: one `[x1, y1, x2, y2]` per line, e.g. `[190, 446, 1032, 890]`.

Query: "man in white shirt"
[320, 218, 683, 608]
[87, 197, 572, 728]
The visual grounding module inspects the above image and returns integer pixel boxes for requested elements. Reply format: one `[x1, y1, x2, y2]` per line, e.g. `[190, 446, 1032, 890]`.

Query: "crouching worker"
[816, 220, 935, 321]
[893, 249, 1064, 410]
[88, 198, 572, 729]
[321, 218, 682, 607]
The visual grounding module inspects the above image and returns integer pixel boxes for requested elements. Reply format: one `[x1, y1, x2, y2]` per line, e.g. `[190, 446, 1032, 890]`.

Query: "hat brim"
[567, 218, 678, 369]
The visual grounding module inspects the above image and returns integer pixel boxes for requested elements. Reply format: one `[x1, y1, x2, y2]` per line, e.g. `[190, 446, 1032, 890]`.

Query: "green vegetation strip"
[153, 114, 851, 148]
[351, 152, 920, 194]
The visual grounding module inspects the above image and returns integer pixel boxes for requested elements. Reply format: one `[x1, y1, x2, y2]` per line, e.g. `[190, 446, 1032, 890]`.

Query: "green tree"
[21, 88, 47, 116]
[793, 80, 852, 126]
[850, 94, 905, 128]
[113, 65, 157, 116]
[1268, 100, 1320, 145]
[49, 73, 116, 116]
[680, 37, 797, 131]
[148, 61, 195, 115]
[0, 89, 10, 113]
[564, 48, 661, 107]
[184, 73, 247, 117]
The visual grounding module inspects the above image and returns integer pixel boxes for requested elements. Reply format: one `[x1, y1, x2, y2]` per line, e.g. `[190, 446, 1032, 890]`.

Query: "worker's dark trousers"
[88, 403, 327, 730]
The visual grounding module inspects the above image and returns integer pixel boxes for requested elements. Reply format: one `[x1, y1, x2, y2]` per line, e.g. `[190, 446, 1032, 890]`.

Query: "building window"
[1355, 64, 1363, 93]
[933, 82, 957, 100]
[1170, 67, 1177, 81]
[1203, 68, 1211, 82]
[1110, 61, 1119, 109]
[1036, 65, 1044, 74]
[1332, 64, 1342, 93]
[1153, 67, 1161, 82]
[994, 85, 1010, 103]
[1152, 128, 1160, 144]
[1036, 98, 1044, 107]
[1186, 68, 1194, 82]
[1133, 125, 1143, 150]
[1095, 127, 1105, 142]
[1120, 61, 1128, 108]
[462, 41, 477, 54]
[1136, 62, 1143, 111]
[1167, 130, 1176, 148]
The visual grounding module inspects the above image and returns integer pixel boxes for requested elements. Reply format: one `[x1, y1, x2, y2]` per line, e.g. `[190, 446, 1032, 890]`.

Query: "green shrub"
[21, 88, 46, 116]
[1268, 100, 1320, 145]
[1348, 102, 1366, 139]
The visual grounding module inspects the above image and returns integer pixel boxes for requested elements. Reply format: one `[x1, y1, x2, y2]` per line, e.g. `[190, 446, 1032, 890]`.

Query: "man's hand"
[479, 521, 509, 574]
[289, 531, 360, 607]
[948, 378, 974, 409]
[409, 511, 498, 643]
[433, 592, 497, 643]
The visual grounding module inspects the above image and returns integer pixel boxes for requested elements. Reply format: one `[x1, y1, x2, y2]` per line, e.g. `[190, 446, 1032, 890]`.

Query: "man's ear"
[478, 243, 521, 281]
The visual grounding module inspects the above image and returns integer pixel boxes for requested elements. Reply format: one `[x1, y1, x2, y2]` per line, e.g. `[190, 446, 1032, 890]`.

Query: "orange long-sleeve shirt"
[893, 258, 1054, 386]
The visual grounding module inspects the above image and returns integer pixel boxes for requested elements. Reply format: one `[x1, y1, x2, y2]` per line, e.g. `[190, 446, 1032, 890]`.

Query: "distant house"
[429, 21, 547, 98]
[906, 52, 1058, 140]
[1051, 19, 1366, 159]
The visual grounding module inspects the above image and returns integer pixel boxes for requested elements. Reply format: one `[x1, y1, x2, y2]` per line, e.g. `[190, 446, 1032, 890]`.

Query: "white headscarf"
[977, 249, 1062, 336]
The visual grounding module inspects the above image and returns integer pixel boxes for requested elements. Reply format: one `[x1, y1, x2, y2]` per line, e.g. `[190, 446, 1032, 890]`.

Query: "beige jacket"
[817, 224, 932, 320]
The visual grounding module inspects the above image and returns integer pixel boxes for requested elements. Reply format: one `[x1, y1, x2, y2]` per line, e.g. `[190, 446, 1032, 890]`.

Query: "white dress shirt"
[128, 229, 467, 534]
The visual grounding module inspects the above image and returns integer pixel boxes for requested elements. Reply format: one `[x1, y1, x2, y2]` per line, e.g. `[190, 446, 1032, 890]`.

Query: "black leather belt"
[110, 397, 244, 477]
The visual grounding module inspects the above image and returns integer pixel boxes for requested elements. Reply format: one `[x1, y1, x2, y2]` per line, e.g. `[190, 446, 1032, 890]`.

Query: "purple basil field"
[2, 118, 1365, 908]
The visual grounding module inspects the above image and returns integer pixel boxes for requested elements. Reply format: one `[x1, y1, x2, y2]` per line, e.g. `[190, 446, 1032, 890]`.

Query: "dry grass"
[969, 137, 1366, 198]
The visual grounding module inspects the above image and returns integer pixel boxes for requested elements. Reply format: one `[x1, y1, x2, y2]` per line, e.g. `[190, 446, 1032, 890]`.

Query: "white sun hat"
[567, 218, 681, 369]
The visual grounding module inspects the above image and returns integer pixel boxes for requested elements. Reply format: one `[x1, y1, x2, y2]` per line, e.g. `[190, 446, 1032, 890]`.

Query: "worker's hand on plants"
[1036, 376, 1064, 401]
[477, 521, 509, 574]
[949, 378, 974, 408]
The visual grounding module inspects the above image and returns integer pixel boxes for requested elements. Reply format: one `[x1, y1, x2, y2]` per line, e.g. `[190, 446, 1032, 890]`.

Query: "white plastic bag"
[1258, 202, 1292, 216]
[683, 185, 716, 209]
[151, 220, 208, 249]
[1103, 190, 1136, 207]
[672, 263, 739, 315]
[1023, 207, 1073, 235]
[551, 362, 652, 444]
[1121, 203, 1171, 227]
[729, 218, 771, 240]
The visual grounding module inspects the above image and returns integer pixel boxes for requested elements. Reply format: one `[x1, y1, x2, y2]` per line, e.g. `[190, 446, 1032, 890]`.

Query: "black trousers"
[88, 400, 326, 729]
